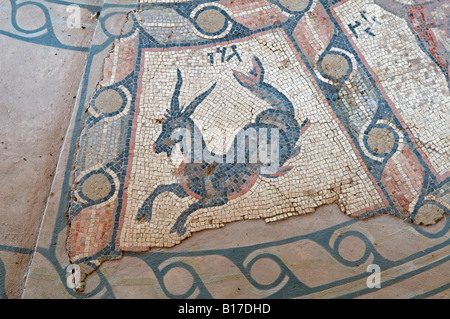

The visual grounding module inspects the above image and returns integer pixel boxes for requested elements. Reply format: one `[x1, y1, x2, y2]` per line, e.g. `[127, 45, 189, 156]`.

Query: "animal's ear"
[182, 82, 216, 117]
[251, 56, 264, 82]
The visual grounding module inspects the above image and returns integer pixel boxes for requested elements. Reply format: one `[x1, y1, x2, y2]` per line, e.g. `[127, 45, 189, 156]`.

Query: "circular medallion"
[195, 8, 227, 35]
[15, 4, 47, 32]
[163, 266, 195, 297]
[190, 5, 233, 39]
[103, 12, 134, 37]
[93, 89, 124, 115]
[81, 173, 112, 202]
[249, 257, 282, 287]
[319, 53, 351, 82]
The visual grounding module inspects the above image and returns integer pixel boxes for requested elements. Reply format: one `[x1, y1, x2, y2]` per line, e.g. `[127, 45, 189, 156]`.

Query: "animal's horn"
[170, 69, 183, 114]
[182, 82, 216, 117]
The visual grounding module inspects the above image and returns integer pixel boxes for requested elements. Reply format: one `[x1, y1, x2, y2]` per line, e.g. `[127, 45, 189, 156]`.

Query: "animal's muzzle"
[154, 142, 172, 156]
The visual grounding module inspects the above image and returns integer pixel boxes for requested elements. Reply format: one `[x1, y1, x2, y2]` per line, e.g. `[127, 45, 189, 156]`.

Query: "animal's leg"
[170, 197, 228, 236]
[136, 184, 188, 222]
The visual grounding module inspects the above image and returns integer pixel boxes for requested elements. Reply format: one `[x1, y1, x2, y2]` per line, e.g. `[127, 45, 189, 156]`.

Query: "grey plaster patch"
[366, 127, 395, 154]
[278, 0, 310, 12]
[95, 89, 123, 114]
[195, 9, 226, 34]
[81, 173, 112, 201]
[320, 53, 350, 80]
[415, 204, 445, 225]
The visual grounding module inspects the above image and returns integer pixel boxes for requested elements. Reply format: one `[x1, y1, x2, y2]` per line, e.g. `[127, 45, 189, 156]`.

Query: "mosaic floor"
[1, 0, 448, 299]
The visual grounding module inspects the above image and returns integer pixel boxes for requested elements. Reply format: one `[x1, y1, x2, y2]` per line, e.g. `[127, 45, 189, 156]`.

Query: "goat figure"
[136, 56, 309, 236]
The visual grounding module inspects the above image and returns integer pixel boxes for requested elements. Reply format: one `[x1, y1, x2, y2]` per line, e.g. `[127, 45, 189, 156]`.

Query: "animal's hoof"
[136, 205, 152, 222]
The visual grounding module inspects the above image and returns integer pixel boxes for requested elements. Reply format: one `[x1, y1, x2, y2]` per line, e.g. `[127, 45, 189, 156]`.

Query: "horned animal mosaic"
[65, 0, 449, 290]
